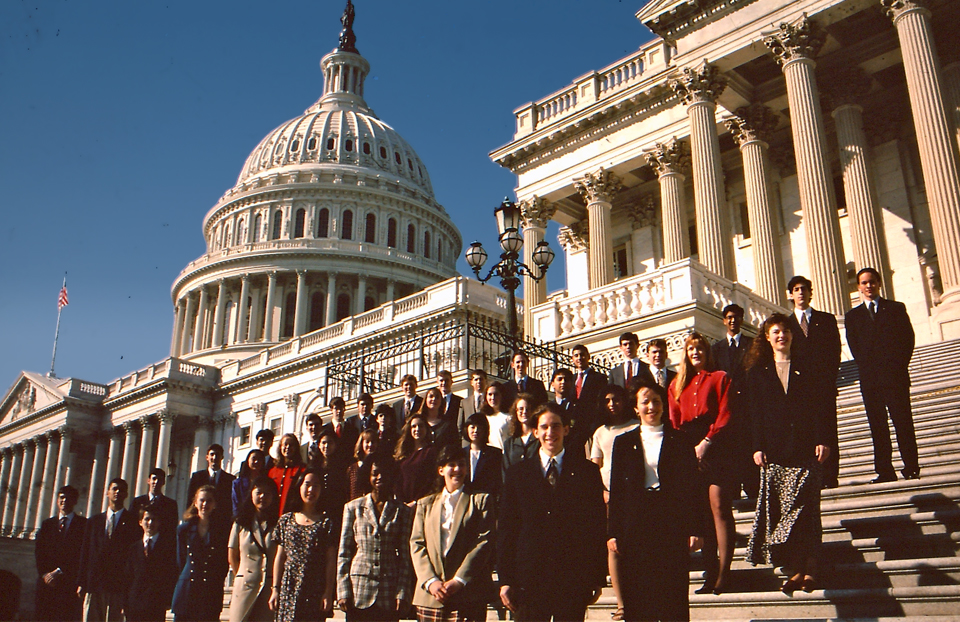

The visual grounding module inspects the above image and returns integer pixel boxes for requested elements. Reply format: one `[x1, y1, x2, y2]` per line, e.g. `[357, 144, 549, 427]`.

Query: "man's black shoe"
[902, 470, 920, 480]
[870, 474, 897, 484]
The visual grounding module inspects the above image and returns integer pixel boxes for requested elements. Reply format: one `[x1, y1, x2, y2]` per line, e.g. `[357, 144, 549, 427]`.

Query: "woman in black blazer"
[171, 485, 231, 622]
[502, 393, 540, 473]
[744, 313, 831, 594]
[460, 412, 503, 499]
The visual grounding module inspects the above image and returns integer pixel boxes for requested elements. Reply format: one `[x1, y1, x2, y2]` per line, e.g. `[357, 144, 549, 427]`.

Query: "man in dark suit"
[77, 478, 141, 621]
[845, 267, 919, 482]
[348, 393, 378, 436]
[786, 276, 842, 488]
[502, 351, 548, 407]
[569, 345, 608, 459]
[130, 468, 179, 540]
[324, 396, 360, 453]
[255, 429, 276, 471]
[459, 369, 489, 447]
[125, 503, 178, 622]
[391, 375, 423, 430]
[498, 403, 607, 621]
[301, 413, 325, 464]
[436, 370, 463, 422]
[644, 338, 677, 391]
[36, 485, 87, 622]
[713, 304, 757, 498]
[186, 444, 235, 513]
[609, 332, 655, 388]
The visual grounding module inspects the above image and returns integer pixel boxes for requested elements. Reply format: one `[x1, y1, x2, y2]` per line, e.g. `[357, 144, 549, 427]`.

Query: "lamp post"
[464, 198, 555, 347]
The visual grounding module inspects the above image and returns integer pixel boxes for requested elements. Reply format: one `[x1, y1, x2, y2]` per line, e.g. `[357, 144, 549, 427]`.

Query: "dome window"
[365, 213, 376, 244]
[342, 209, 354, 240]
[380, 146, 387, 159]
[424, 231, 431, 259]
[282, 292, 296, 339]
[253, 213, 262, 243]
[290, 139, 300, 152]
[345, 139, 354, 152]
[407, 224, 416, 253]
[408, 159, 413, 171]
[437, 238, 443, 262]
[317, 208, 330, 238]
[387, 218, 397, 248]
[271, 211, 282, 240]
[308, 137, 317, 150]
[395, 152, 402, 164]
[327, 138, 335, 150]
[309, 292, 324, 332]
[363, 142, 371, 155]
[294, 208, 305, 239]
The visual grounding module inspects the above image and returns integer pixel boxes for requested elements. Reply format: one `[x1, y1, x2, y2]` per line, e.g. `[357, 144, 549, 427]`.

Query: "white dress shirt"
[794, 307, 812, 326]
[425, 487, 466, 591]
[469, 448, 481, 482]
[105, 507, 123, 535]
[640, 424, 664, 489]
[727, 333, 741, 348]
[539, 447, 565, 477]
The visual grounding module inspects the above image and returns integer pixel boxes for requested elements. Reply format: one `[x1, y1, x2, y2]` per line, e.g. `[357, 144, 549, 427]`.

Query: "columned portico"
[156, 409, 177, 470]
[574, 168, 622, 289]
[237, 276, 252, 343]
[2, 445, 23, 536]
[171, 299, 185, 358]
[264, 272, 278, 342]
[670, 62, 734, 280]
[180, 293, 198, 355]
[764, 16, 849, 315]
[87, 433, 108, 518]
[49, 427, 72, 518]
[645, 139, 691, 264]
[294, 271, 309, 337]
[195, 285, 210, 352]
[326, 273, 338, 326]
[520, 196, 556, 337]
[356, 275, 367, 315]
[0, 448, 11, 529]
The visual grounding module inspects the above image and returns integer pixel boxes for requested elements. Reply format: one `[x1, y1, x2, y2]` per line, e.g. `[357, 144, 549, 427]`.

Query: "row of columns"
[0, 427, 71, 538]
[172, 272, 408, 357]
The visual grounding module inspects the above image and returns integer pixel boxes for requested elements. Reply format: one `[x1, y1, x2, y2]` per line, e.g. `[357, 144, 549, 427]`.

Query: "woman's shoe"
[695, 580, 715, 595]
[801, 575, 817, 593]
[611, 607, 624, 620]
[780, 576, 803, 594]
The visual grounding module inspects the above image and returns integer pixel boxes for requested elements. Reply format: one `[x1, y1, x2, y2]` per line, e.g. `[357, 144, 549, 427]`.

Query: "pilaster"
[212, 279, 229, 347]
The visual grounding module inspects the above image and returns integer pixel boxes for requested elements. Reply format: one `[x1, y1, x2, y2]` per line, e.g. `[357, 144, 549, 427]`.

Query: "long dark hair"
[395, 414, 432, 461]
[235, 476, 279, 531]
[600, 384, 630, 427]
[480, 382, 504, 416]
[508, 392, 537, 437]
[743, 313, 792, 370]
[282, 468, 325, 514]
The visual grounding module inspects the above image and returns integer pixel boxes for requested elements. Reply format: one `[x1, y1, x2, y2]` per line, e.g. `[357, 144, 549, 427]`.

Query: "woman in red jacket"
[668, 332, 736, 595]
[268, 434, 305, 516]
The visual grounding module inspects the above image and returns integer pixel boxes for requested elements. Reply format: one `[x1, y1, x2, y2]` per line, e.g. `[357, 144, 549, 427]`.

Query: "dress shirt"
[538, 447, 565, 477]
[520, 432, 533, 446]
[639, 424, 664, 489]
[727, 333, 741, 348]
[208, 467, 222, 483]
[624, 359, 641, 379]
[105, 507, 123, 535]
[649, 365, 667, 387]
[469, 449, 481, 482]
[58, 511, 75, 531]
[424, 487, 465, 591]
[794, 307, 812, 326]
[143, 532, 159, 552]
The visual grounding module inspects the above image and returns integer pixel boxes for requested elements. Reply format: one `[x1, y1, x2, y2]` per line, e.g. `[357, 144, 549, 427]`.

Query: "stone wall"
[0, 536, 36, 620]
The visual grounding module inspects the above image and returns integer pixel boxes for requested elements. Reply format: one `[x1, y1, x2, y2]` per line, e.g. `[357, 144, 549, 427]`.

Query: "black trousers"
[861, 379, 919, 477]
[516, 591, 589, 622]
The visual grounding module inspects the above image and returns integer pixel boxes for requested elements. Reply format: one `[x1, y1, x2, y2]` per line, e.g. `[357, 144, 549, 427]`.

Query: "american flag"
[58, 284, 69, 310]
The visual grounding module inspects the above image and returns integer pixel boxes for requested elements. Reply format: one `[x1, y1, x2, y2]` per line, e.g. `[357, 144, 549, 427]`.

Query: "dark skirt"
[746, 461, 823, 567]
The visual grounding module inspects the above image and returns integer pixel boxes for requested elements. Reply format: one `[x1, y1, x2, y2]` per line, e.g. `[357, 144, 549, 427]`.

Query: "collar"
[208, 467, 221, 478]
[441, 486, 464, 504]
[515, 374, 528, 383]
[106, 507, 123, 520]
[728, 333, 740, 346]
[794, 307, 812, 323]
[640, 423, 664, 435]
[59, 511, 75, 521]
[539, 447, 565, 472]
[144, 533, 159, 546]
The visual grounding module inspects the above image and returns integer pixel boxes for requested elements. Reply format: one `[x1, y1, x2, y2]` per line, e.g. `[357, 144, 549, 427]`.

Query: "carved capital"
[627, 195, 659, 229]
[880, 0, 931, 21]
[669, 62, 727, 105]
[57, 425, 71, 441]
[24, 438, 36, 449]
[558, 222, 589, 252]
[725, 103, 780, 146]
[122, 421, 138, 435]
[110, 426, 125, 440]
[157, 409, 177, 425]
[13, 443, 25, 455]
[768, 144, 797, 175]
[574, 168, 622, 205]
[1, 446, 12, 458]
[284, 393, 301, 412]
[43, 430, 56, 443]
[821, 67, 873, 110]
[519, 196, 557, 229]
[252, 403, 268, 417]
[140, 414, 156, 430]
[764, 15, 826, 66]
[644, 138, 690, 177]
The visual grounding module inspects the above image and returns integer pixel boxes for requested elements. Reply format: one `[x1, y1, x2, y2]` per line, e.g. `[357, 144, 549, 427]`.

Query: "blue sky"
[0, 0, 655, 388]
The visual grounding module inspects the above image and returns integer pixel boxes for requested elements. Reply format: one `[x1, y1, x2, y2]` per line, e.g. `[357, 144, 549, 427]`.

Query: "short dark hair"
[306, 413, 323, 427]
[571, 344, 589, 356]
[358, 393, 374, 406]
[147, 467, 166, 484]
[531, 402, 571, 427]
[857, 267, 882, 283]
[437, 370, 453, 382]
[787, 275, 812, 292]
[619, 332, 639, 346]
[435, 444, 466, 469]
[207, 444, 224, 458]
[721, 304, 745, 319]
[58, 485, 79, 504]
[647, 338, 667, 352]
[400, 374, 418, 386]
[462, 412, 491, 444]
[551, 368, 573, 384]
[513, 351, 529, 362]
[107, 477, 128, 492]
[255, 429, 275, 442]
[329, 396, 346, 409]
[628, 378, 668, 411]
[137, 502, 158, 521]
[469, 369, 488, 381]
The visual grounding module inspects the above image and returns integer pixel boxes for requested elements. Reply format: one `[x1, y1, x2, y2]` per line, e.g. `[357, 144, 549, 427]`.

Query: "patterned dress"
[273, 512, 335, 622]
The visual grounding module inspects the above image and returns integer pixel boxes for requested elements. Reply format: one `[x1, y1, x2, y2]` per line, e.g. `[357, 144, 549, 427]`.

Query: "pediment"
[636, 0, 692, 23]
[0, 372, 68, 426]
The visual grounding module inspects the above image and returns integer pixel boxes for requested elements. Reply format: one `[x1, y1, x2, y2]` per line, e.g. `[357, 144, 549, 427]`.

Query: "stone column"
[135, 416, 157, 497]
[48, 427, 72, 517]
[192, 419, 214, 473]
[120, 421, 139, 486]
[326, 273, 338, 325]
[574, 168, 622, 289]
[943, 58, 960, 155]
[248, 282, 264, 343]
[195, 286, 210, 351]
[386, 280, 396, 302]
[211, 279, 228, 347]
[155, 409, 177, 470]
[0, 448, 12, 531]
[23, 435, 47, 535]
[36, 431, 59, 528]
[824, 67, 893, 291]
[2, 445, 23, 536]
[13, 440, 36, 535]
[645, 138, 691, 263]
[179, 292, 198, 355]
[519, 196, 557, 337]
[170, 299, 184, 357]
[103, 427, 124, 512]
[236, 275, 251, 343]
[764, 16, 849, 315]
[264, 272, 278, 341]
[86, 433, 108, 518]
[670, 63, 735, 279]
[882, 0, 960, 304]
[294, 271, 309, 337]
[726, 103, 788, 305]
[356, 276, 367, 315]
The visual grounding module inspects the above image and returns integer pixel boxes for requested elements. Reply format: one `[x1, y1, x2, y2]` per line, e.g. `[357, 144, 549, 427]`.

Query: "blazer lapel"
[445, 492, 469, 565]
[425, 495, 444, 577]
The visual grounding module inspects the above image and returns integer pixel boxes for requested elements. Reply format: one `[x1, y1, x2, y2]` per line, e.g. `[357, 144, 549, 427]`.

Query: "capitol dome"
[169, 5, 462, 365]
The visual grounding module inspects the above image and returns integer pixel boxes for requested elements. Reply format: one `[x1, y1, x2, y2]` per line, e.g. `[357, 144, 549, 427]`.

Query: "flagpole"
[49, 275, 66, 378]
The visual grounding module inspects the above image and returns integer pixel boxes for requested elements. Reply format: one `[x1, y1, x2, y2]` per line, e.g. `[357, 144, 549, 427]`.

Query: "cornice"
[637, 0, 762, 44]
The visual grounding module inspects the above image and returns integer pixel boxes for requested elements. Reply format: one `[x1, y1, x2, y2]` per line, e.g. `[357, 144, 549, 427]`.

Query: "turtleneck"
[640, 424, 664, 489]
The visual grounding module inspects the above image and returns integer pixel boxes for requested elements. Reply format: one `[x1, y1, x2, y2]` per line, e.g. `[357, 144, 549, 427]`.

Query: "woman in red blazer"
[668, 332, 735, 595]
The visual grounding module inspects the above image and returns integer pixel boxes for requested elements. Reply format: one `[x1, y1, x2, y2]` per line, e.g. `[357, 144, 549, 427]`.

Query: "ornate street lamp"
[465, 197, 555, 345]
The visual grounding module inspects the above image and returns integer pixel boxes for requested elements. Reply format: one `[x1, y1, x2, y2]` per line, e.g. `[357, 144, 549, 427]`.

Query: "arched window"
[294, 208, 305, 239]
[395, 152, 402, 165]
[336, 293, 351, 322]
[308, 136, 317, 150]
[236, 218, 244, 245]
[345, 139, 353, 152]
[223, 301, 235, 344]
[271, 211, 282, 240]
[407, 224, 416, 253]
[253, 213, 262, 243]
[379, 146, 387, 159]
[223, 224, 231, 248]
[341, 209, 354, 240]
[281, 292, 296, 339]
[363, 142, 371, 154]
[424, 231, 431, 259]
[365, 213, 376, 243]
[437, 238, 442, 262]
[364, 296, 376, 312]
[317, 208, 329, 238]
[309, 292, 325, 332]
[326, 137, 335, 150]
[387, 218, 397, 248]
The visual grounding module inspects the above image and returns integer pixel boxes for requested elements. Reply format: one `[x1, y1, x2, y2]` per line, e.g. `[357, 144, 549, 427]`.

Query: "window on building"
[437, 238, 442, 263]
[387, 218, 397, 248]
[395, 152, 402, 165]
[739, 202, 751, 240]
[336, 293, 351, 321]
[239, 426, 251, 447]
[269, 417, 282, 437]
[294, 208, 305, 239]
[223, 224, 231, 248]
[271, 211, 282, 240]
[253, 213, 262, 243]
[317, 208, 329, 238]
[327, 137, 335, 150]
[380, 146, 387, 159]
[309, 292, 324, 332]
[290, 138, 300, 152]
[424, 231, 431, 258]
[407, 224, 415, 253]
[365, 296, 376, 312]
[365, 213, 376, 243]
[281, 292, 296, 339]
[345, 139, 353, 152]
[236, 219, 244, 245]
[342, 209, 354, 240]
[308, 137, 317, 150]
[613, 245, 629, 279]
[363, 142, 371, 155]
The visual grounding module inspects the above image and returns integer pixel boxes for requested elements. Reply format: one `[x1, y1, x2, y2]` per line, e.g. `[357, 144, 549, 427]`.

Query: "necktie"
[476, 396, 482, 411]
[144, 540, 151, 558]
[59, 517, 67, 533]
[800, 312, 809, 337]
[868, 302, 876, 319]
[625, 362, 632, 383]
[730, 338, 736, 348]
[656, 369, 664, 387]
[546, 458, 558, 488]
[335, 423, 342, 437]
[107, 513, 116, 537]
[576, 372, 584, 398]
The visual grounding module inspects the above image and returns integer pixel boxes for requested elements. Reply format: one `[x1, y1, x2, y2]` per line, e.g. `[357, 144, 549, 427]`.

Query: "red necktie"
[625, 362, 632, 383]
[335, 424, 342, 437]
[576, 372, 584, 398]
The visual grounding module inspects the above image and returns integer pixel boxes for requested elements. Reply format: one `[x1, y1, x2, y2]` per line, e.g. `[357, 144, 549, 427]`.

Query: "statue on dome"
[338, 0, 358, 53]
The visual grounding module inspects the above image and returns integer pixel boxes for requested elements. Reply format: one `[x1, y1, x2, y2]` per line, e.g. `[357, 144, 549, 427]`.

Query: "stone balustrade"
[530, 259, 786, 341]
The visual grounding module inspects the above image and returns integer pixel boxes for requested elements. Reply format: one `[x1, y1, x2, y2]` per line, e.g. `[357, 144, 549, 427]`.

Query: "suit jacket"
[502, 434, 540, 474]
[228, 519, 276, 622]
[462, 445, 503, 498]
[607, 428, 701, 548]
[337, 494, 414, 610]
[498, 453, 606, 599]
[411, 490, 495, 609]
[171, 518, 231, 618]
[747, 360, 830, 466]
[125, 532, 178, 617]
[35, 513, 87, 620]
[787, 309, 841, 401]
[130, 493, 179, 540]
[187, 469, 235, 516]
[77, 509, 141, 595]
[323, 421, 361, 458]
[572, 368, 608, 409]
[608, 361, 655, 389]
[845, 298, 915, 387]
[440, 393, 463, 423]
[393, 396, 424, 429]
[502, 376, 548, 408]
[712, 335, 754, 386]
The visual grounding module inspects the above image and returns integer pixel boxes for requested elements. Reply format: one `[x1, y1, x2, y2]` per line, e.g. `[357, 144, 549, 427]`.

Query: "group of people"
[33, 268, 918, 622]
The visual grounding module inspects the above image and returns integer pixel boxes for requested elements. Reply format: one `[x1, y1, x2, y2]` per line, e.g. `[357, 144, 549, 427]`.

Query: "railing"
[531, 259, 786, 340]
[106, 357, 217, 397]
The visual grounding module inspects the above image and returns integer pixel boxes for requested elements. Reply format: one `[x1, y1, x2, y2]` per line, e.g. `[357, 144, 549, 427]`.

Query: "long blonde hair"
[673, 332, 714, 399]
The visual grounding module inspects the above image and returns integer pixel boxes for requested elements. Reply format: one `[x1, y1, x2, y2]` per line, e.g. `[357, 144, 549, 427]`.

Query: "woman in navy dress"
[171, 484, 231, 622]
